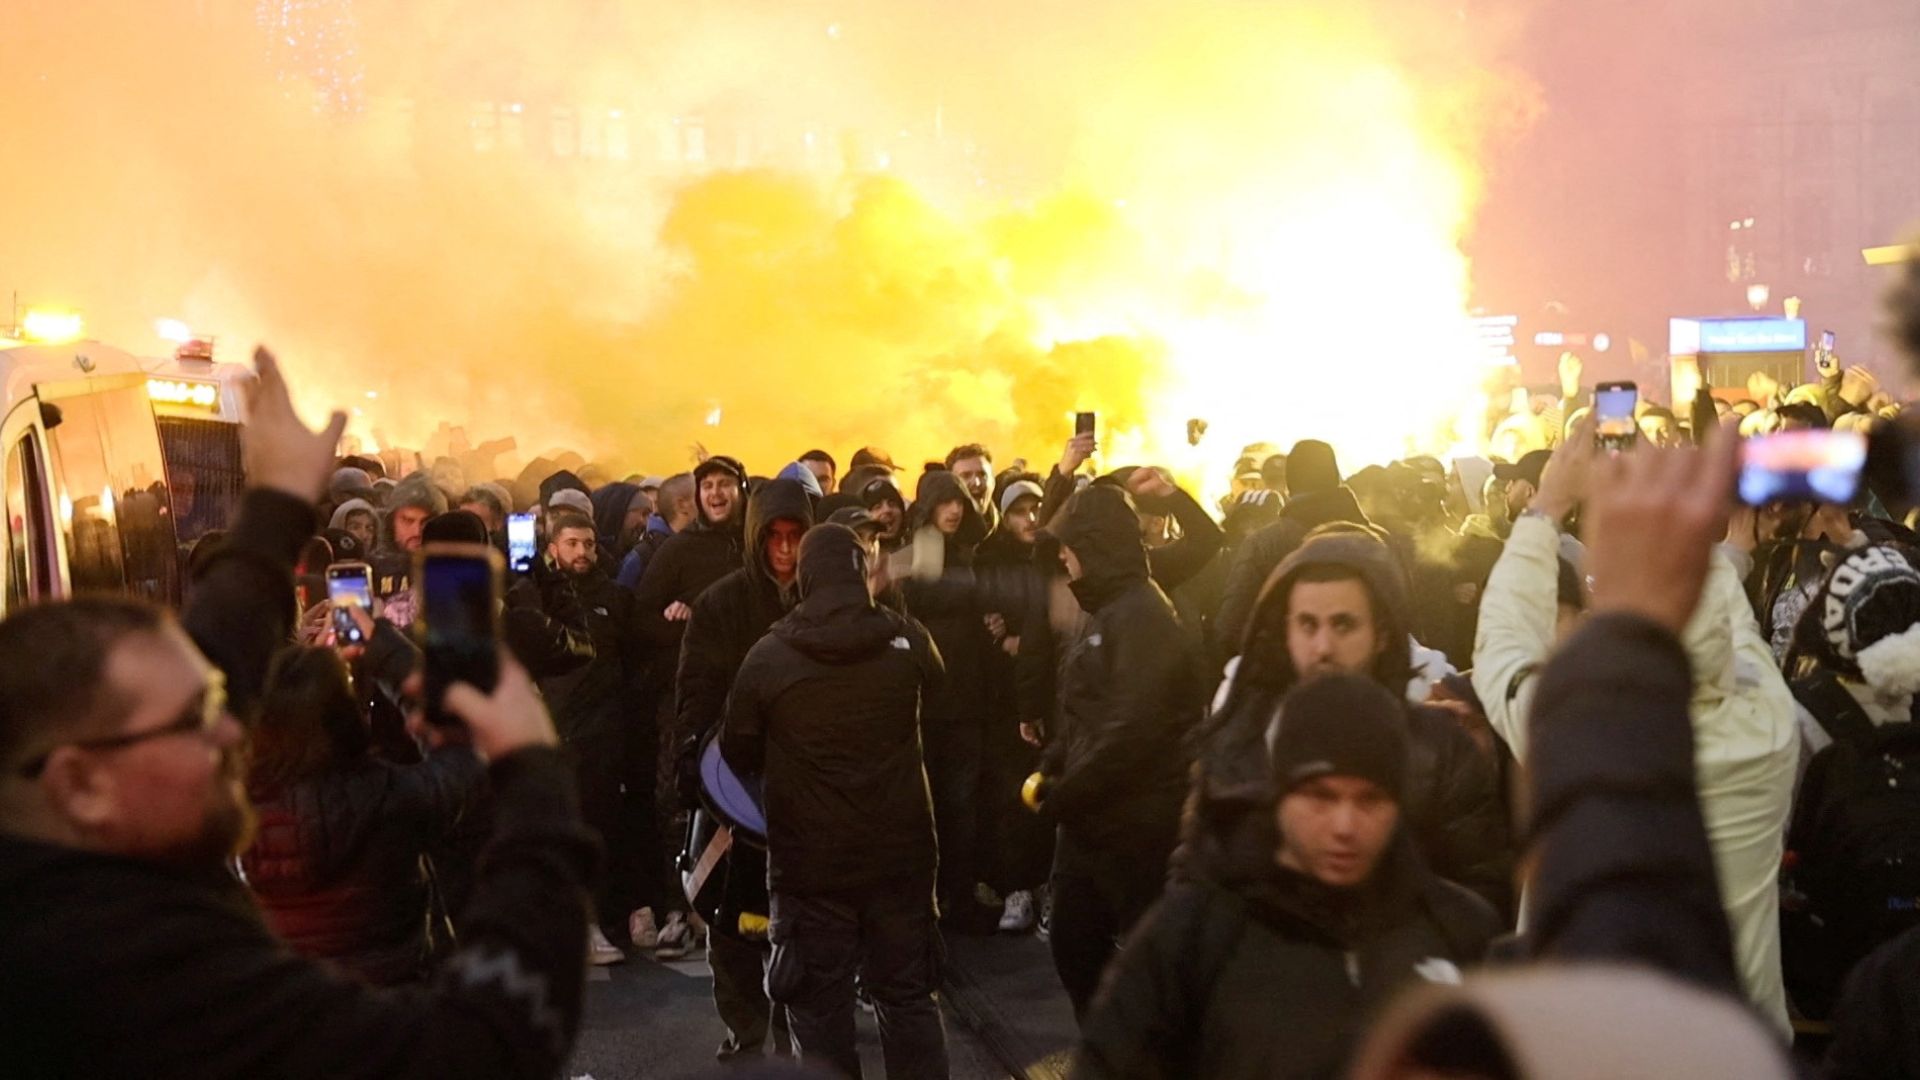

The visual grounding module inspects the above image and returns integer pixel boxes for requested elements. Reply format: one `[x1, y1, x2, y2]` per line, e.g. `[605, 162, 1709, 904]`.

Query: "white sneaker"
[588, 924, 626, 966]
[629, 908, 660, 951]
[1036, 887, 1052, 942]
[655, 911, 694, 960]
[998, 890, 1036, 933]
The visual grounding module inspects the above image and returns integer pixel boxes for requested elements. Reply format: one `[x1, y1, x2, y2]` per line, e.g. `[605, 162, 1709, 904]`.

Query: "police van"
[0, 332, 252, 612]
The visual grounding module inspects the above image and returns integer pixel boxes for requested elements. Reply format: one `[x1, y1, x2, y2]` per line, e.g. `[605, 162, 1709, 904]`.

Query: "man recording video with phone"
[0, 349, 599, 1079]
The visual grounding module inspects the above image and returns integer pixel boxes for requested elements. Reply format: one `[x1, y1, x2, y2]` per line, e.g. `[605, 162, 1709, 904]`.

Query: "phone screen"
[1739, 429, 1867, 507]
[1821, 330, 1837, 352]
[1594, 383, 1638, 449]
[1075, 411, 1096, 438]
[417, 547, 501, 726]
[506, 512, 537, 574]
[326, 562, 373, 645]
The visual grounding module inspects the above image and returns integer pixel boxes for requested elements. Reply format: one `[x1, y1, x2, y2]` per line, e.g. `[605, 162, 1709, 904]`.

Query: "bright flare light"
[20, 309, 84, 344]
[155, 318, 193, 343]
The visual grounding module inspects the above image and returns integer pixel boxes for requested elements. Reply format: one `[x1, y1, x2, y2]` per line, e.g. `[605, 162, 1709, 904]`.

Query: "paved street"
[564, 931, 1074, 1080]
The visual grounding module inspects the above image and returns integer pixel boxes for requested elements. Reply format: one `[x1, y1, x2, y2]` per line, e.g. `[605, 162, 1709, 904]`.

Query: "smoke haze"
[1, 0, 1537, 482]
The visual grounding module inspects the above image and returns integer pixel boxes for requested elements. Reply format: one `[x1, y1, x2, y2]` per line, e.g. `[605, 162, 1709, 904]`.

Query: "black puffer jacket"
[1184, 534, 1513, 914]
[902, 471, 993, 724]
[1043, 485, 1206, 859]
[241, 748, 486, 985]
[722, 524, 945, 894]
[672, 478, 816, 766]
[1075, 835, 1497, 1080]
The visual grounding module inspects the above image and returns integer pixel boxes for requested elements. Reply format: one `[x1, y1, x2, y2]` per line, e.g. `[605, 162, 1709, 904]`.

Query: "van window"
[4, 434, 54, 609]
[44, 383, 180, 604]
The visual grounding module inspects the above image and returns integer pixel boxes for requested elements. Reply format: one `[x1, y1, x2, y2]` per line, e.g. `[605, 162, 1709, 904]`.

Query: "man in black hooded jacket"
[723, 523, 950, 1079]
[1037, 484, 1206, 1021]
[673, 475, 812, 1062]
[1183, 531, 1513, 916]
[902, 469, 998, 930]
[1074, 675, 1497, 1080]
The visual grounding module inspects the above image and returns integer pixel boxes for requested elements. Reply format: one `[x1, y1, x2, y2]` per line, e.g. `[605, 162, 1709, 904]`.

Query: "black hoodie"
[722, 525, 944, 894]
[1041, 486, 1206, 858]
[671, 479, 815, 771]
[902, 470, 994, 724]
[1182, 534, 1514, 914]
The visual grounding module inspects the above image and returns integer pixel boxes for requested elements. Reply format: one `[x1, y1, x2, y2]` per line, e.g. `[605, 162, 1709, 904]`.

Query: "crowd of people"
[5, 259, 1920, 1079]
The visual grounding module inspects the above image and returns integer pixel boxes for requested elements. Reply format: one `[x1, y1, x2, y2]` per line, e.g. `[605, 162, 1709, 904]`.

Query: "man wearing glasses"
[0, 350, 598, 1079]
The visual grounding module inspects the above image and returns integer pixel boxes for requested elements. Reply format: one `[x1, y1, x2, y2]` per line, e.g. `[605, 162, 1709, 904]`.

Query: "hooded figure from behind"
[721, 523, 950, 1078]
[1185, 531, 1513, 915]
[1038, 483, 1207, 1019]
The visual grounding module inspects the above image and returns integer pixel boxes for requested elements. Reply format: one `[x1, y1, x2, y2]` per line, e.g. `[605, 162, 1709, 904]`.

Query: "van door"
[37, 373, 182, 605]
[0, 401, 60, 613]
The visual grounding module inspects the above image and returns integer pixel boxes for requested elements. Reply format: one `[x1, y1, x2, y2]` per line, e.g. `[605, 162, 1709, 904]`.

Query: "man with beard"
[674, 476, 813, 1063]
[369, 474, 447, 601]
[507, 510, 647, 966]
[0, 349, 598, 1078]
[1186, 530, 1513, 916]
[722, 524, 950, 1078]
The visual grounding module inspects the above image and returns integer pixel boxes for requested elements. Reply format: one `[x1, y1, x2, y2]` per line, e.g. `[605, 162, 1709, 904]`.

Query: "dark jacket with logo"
[241, 748, 486, 985]
[1184, 533, 1513, 915]
[722, 525, 945, 895]
[1074, 837, 1496, 1080]
[1043, 486, 1206, 859]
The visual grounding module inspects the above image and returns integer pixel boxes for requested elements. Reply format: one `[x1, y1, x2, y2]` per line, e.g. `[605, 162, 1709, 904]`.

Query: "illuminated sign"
[1471, 314, 1519, 365]
[1670, 317, 1806, 356]
[147, 377, 221, 414]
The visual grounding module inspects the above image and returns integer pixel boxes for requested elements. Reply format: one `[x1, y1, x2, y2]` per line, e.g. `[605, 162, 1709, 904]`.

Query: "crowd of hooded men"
[7, 260, 1920, 1079]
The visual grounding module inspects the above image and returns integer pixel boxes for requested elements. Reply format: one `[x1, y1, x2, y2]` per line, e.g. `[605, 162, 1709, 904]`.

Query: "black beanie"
[1287, 439, 1342, 498]
[1270, 674, 1407, 802]
[423, 509, 490, 546]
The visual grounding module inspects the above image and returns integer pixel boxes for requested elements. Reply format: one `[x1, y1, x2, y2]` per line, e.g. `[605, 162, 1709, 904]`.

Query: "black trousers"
[710, 924, 791, 1059]
[564, 730, 624, 924]
[980, 717, 1053, 895]
[1048, 827, 1172, 1023]
[611, 699, 672, 920]
[922, 720, 984, 912]
[767, 881, 950, 1080]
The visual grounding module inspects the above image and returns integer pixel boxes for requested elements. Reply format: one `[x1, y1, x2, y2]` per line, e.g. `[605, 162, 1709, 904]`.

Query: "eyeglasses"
[15, 671, 229, 779]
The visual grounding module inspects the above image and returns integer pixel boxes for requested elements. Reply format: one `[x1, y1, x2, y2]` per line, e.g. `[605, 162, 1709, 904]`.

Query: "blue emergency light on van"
[1669, 317, 1807, 356]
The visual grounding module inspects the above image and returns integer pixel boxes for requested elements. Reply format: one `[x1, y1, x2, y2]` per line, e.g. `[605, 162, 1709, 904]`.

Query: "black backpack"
[1783, 673, 1920, 1018]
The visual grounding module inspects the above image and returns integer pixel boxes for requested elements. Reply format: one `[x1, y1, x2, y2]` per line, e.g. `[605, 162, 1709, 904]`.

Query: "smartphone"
[326, 561, 374, 645]
[414, 543, 503, 727]
[1594, 381, 1638, 452]
[506, 511, 537, 575]
[1815, 330, 1838, 377]
[1075, 411, 1096, 438]
[1738, 429, 1868, 507]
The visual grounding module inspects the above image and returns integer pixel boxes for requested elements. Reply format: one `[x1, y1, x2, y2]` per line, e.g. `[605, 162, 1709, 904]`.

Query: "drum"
[698, 733, 767, 846]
